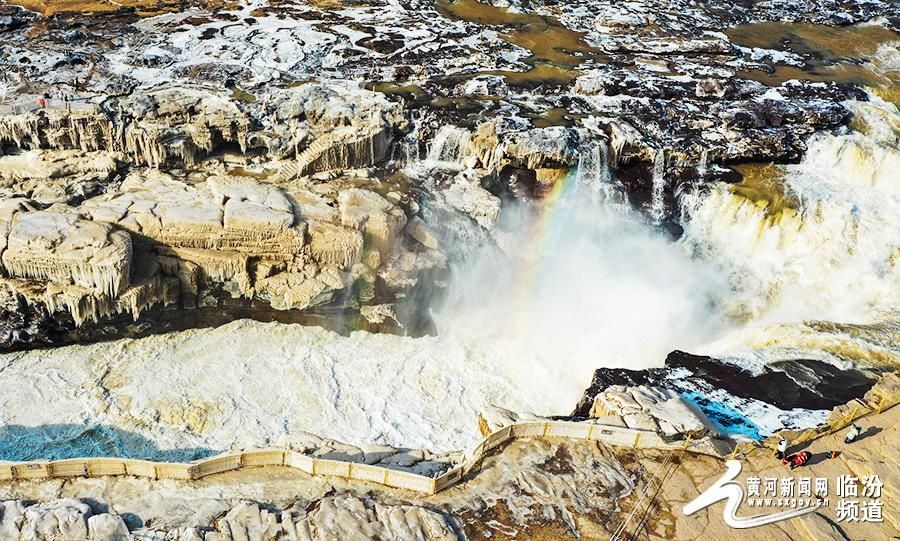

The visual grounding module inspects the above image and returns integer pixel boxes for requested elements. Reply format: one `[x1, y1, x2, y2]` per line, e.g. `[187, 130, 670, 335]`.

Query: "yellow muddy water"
[435, 0, 603, 69]
[729, 163, 798, 216]
[530, 107, 588, 128]
[434, 0, 606, 86]
[726, 22, 897, 61]
[6, 0, 226, 16]
[726, 22, 900, 104]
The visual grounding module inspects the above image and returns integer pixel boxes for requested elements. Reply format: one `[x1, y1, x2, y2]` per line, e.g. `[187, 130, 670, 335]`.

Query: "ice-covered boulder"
[2, 207, 131, 298]
[255, 268, 350, 311]
[83, 171, 306, 258]
[269, 82, 405, 175]
[0, 150, 119, 205]
[86, 513, 129, 541]
[440, 174, 501, 231]
[213, 502, 281, 541]
[590, 385, 713, 438]
[307, 496, 457, 541]
[478, 405, 548, 435]
[339, 188, 407, 258]
[0, 500, 25, 539]
[20, 498, 91, 541]
[504, 127, 580, 170]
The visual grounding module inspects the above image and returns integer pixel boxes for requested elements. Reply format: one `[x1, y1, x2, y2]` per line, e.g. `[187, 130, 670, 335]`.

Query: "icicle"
[1, 211, 132, 299]
[168, 247, 253, 295]
[116, 275, 179, 320]
[650, 149, 667, 224]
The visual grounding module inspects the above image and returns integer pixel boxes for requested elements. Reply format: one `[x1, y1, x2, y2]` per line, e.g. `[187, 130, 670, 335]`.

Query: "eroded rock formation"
[0, 0, 893, 348]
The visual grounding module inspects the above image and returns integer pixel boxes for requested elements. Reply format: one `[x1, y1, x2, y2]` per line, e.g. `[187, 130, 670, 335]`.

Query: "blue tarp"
[680, 391, 764, 440]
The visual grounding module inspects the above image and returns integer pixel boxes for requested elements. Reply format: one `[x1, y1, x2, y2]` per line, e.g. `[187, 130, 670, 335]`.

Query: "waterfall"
[650, 149, 667, 223]
[422, 126, 473, 170]
[575, 139, 625, 207]
[438, 136, 730, 378]
[680, 97, 900, 326]
[398, 117, 422, 166]
[698, 148, 709, 175]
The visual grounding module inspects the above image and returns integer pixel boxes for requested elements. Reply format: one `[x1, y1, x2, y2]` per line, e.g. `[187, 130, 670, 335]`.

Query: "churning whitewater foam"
[681, 97, 900, 368]
[437, 162, 729, 377]
[681, 98, 899, 324]
[1, 99, 897, 459]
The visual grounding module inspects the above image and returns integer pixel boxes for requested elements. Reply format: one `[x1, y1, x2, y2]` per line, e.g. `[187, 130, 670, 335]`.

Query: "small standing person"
[776, 436, 788, 460]
[845, 424, 862, 444]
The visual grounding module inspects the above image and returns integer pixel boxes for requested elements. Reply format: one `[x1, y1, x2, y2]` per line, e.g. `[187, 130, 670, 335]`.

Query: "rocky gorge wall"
[0, 0, 898, 538]
[0, 0, 896, 349]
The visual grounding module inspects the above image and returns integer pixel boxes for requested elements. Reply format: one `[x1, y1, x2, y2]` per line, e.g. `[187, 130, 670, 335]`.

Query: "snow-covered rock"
[590, 385, 713, 438]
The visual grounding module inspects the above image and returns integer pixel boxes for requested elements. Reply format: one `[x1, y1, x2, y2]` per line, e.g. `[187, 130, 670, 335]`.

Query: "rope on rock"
[611, 437, 692, 541]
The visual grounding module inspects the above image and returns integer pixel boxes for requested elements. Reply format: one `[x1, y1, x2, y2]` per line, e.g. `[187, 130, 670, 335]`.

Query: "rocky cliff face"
[0, 80, 451, 346]
[0, 0, 895, 348]
[0, 0, 897, 537]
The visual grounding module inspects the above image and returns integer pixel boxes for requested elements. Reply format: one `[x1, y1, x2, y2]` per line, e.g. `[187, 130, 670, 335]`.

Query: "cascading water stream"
[398, 116, 422, 165]
[422, 125, 473, 170]
[574, 139, 626, 208]
[437, 141, 730, 378]
[3, 100, 897, 458]
[680, 97, 900, 370]
[650, 149, 667, 223]
[698, 148, 709, 175]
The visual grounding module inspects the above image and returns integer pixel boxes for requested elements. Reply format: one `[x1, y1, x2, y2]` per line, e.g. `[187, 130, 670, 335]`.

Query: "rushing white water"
[698, 148, 709, 175]
[681, 98, 899, 329]
[0, 99, 896, 459]
[422, 126, 473, 169]
[650, 149, 667, 223]
[575, 139, 625, 207]
[399, 115, 422, 165]
[437, 167, 729, 378]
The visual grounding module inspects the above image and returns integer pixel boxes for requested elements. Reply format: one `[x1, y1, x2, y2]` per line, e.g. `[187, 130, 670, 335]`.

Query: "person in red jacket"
[782, 451, 811, 469]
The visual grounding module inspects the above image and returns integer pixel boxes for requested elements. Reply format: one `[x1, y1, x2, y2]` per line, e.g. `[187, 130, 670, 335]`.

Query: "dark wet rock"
[0, 15, 26, 32]
[0, 0, 893, 350]
[695, 78, 726, 98]
[61, 30, 86, 43]
[504, 127, 580, 169]
[576, 350, 878, 417]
